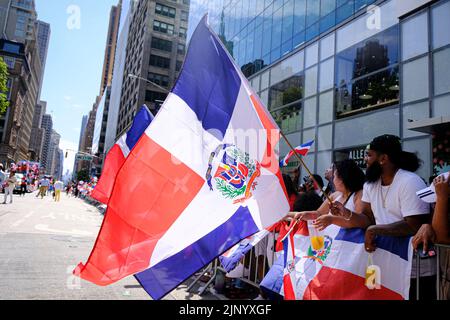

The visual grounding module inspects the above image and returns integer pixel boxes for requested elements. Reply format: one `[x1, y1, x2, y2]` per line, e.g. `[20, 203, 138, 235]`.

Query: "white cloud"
[64, 96, 72, 101]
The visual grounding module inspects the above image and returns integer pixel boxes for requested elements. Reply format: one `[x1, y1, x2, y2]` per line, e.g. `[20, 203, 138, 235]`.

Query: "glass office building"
[189, 0, 450, 182]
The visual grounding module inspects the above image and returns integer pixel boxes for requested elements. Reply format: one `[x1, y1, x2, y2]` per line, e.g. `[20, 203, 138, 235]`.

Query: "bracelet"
[344, 210, 353, 221]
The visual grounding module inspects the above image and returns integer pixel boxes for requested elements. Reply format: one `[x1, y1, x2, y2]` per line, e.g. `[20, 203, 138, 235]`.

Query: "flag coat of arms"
[91, 105, 154, 204]
[74, 16, 290, 300]
[262, 221, 413, 300]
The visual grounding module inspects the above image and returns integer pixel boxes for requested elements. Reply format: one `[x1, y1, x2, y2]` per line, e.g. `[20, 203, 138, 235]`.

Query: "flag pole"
[280, 131, 333, 204]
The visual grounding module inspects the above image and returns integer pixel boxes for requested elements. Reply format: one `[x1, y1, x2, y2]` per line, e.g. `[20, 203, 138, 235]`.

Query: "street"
[0, 192, 215, 300]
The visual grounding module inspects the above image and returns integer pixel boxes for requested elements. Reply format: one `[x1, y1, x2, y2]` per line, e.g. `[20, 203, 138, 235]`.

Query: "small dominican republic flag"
[74, 16, 289, 300]
[282, 223, 298, 300]
[90, 105, 154, 204]
[280, 140, 314, 167]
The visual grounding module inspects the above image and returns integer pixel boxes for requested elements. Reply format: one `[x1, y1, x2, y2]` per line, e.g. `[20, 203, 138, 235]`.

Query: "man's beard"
[366, 162, 382, 183]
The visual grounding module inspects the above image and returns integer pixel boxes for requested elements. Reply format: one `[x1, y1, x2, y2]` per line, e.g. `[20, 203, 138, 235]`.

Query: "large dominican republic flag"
[73, 16, 290, 300]
[90, 105, 154, 204]
[262, 221, 413, 300]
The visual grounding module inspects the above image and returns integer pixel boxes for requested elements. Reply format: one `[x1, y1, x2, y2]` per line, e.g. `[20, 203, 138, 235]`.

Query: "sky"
[35, 0, 117, 175]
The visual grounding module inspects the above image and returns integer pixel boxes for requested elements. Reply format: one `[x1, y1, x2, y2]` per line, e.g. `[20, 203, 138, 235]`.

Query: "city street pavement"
[0, 191, 219, 300]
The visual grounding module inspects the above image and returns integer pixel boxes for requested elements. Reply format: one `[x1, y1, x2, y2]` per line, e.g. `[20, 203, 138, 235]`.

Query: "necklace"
[380, 183, 391, 209]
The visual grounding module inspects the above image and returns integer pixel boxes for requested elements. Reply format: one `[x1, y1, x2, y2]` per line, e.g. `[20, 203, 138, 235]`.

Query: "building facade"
[0, 0, 45, 166]
[92, 86, 111, 176]
[28, 99, 46, 161]
[115, 0, 190, 139]
[73, 114, 88, 176]
[193, 0, 450, 183]
[105, 0, 134, 153]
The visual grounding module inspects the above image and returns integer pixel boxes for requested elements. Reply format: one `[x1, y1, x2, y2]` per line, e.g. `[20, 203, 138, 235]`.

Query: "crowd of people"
[219, 134, 449, 300]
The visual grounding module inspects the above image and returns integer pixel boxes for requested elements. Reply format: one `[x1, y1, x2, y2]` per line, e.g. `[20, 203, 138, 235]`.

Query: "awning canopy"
[407, 116, 450, 135]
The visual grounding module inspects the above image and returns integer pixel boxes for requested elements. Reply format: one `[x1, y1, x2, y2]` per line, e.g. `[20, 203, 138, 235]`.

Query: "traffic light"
[65, 152, 68, 158]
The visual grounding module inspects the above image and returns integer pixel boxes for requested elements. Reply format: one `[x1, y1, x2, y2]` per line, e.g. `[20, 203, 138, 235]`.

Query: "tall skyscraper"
[40, 113, 53, 173]
[115, 0, 190, 140]
[29, 100, 46, 162]
[100, 1, 121, 96]
[36, 20, 50, 99]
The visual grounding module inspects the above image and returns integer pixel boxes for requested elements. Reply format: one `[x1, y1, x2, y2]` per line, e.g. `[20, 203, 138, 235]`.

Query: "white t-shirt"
[362, 169, 430, 224]
[362, 169, 434, 278]
[40, 179, 50, 187]
[54, 181, 64, 190]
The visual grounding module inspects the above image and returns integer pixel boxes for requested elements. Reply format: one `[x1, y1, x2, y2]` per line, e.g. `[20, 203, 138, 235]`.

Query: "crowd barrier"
[187, 233, 450, 300]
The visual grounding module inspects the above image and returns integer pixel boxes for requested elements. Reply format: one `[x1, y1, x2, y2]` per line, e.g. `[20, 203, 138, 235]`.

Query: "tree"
[0, 57, 10, 115]
[76, 170, 89, 183]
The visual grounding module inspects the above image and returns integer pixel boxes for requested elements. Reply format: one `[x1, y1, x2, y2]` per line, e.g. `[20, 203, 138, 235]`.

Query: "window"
[3, 57, 15, 69]
[175, 60, 183, 71]
[402, 57, 429, 104]
[268, 74, 304, 110]
[179, 27, 187, 38]
[303, 97, 317, 128]
[177, 43, 185, 55]
[402, 12, 428, 61]
[270, 104, 302, 134]
[149, 54, 171, 69]
[148, 72, 169, 87]
[15, 9, 30, 38]
[151, 37, 172, 52]
[145, 90, 167, 103]
[433, 48, 450, 96]
[304, 66, 318, 98]
[319, 58, 334, 92]
[155, 3, 176, 18]
[335, 26, 400, 118]
[153, 20, 174, 35]
[181, 10, 189, 21]
[432, 1, 450, 49]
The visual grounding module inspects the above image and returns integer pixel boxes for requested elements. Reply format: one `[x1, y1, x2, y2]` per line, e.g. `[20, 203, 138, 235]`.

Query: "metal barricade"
[187, 230, 279, 296]
[436, 244, 450, 300]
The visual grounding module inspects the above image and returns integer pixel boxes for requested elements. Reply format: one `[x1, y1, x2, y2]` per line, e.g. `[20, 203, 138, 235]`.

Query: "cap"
[368, 134, 402, 155]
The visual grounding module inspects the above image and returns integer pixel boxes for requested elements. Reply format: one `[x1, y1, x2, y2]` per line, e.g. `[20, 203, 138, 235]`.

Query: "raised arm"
[432, 174, 450, 244]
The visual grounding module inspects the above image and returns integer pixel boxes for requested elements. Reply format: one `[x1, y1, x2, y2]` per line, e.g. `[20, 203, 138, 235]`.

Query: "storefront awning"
[407, 116, 450, 134]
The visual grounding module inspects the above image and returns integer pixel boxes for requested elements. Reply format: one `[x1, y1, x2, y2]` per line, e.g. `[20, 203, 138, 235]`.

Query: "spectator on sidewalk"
[413, 172, 450, 299]
[360, 134, 434, 300]
[0, 164, 5, 187]
[3, 171, 17, 204]
[20, 176, 27, 197]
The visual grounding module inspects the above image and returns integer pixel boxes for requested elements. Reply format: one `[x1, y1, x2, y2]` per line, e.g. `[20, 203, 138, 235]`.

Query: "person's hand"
[365, 226, 377, 253]
[434, 174, 449, 199]
[294, 211, 319, 221]
[412, 224, 436, 252]
[324, 167, 333, 182]
[313, 214, 334, 231]
[330, 201, 350, 218]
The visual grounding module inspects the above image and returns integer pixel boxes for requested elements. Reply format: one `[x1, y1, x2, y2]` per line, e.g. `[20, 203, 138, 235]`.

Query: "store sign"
[334, 145, 367, 170]
[349, 147, 367, 169]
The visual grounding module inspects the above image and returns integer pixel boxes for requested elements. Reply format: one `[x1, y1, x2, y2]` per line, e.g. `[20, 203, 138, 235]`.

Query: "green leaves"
[0, 57, 10, 115]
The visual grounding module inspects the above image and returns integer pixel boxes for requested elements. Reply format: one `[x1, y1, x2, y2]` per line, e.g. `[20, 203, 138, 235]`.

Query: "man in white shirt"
[53, 180, 64, 202]
[3, 171, 17, 204]
[361, 134, 434, 300]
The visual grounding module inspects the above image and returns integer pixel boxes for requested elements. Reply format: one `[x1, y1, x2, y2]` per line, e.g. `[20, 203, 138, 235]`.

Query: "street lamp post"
[127, 74, 170, 93]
